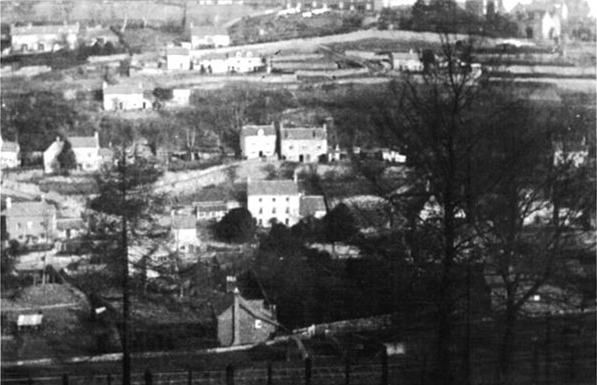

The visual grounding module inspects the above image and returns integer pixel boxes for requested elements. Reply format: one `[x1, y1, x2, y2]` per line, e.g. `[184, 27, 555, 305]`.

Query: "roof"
[241, 124, 276, 137]
[300, 195, 326, 217]
[190, 25, 229, 36]
[69, 135, 98, 149]
[103, 82, 144, 95]
[166, 46, 190, 56]
[99, 147, 114, 157]
[171, 215, 196, 230]
[392, 52, 420, 61]
[44, 140, 64, 157]
[197, 202, 228, 213]
[281, 127, 327, 141]
[11, 23, 79, 36]
[248, 180, 298, 196]
[57, 218, 84, 231]
[1, 140, 19, 153]
[3, 201, 56, 217]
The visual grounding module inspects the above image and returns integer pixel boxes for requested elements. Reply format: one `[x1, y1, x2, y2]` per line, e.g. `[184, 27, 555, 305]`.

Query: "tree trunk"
[121, 154, 131, 385]
[498, 300, 517, 385]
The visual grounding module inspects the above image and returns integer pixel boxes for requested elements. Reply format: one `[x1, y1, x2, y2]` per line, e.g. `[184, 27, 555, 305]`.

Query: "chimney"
[232, 287, 241, 346]
[293, 170, 298, 184]
[94, 131, 100, 146]
[247, 176, 251, 184]
[226, 275, 237, 293]
[5, 197, 11, 209]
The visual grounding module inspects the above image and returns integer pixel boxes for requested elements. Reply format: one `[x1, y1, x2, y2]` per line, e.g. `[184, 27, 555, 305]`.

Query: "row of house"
[42, 132, 113, 174]
[166, 48, 265, 73]
[240, 123, 329, 162]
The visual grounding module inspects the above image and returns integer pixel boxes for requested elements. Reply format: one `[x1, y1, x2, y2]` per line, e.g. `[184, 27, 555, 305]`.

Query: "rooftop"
[281, 126, 327, 141]
[248, 179, 298, 196]
[300, 195, 327, 217]
[241, 124, 276, 137]
[69, 135, 99, 149]
[103, 82, 144, 95]
[167, 46, 190, 56]
[3, 201, 56, 217]
[171, 215, 197, 230]
[1, 140, 19, 153]
[190, 25, 229, 36]
[11, 23, 80, 36]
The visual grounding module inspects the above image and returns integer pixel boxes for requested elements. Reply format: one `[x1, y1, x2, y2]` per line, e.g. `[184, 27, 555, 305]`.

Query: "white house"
[0, 138, 20, 169]
[227, 51, 264, 73]
[240, 124, 277, 159]
[172, 88, 192, 105]
[196, 55, 230, 74]
[390, 51, 423, 72]
[247, 178, 301, 227]
[11, 23, 79, 53]
[166, 46, 191, 70]
[279, 124, 327, 162]
[43, 137, 65, 174]
[68, 132, 101, 172]
[190, 25, 231, 49]
[171, 215, 198, 252]
[103, 82, 148, 111]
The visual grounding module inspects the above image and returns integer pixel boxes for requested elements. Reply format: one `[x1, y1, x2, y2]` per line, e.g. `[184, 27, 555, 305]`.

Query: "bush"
[216, 208, 256, 243]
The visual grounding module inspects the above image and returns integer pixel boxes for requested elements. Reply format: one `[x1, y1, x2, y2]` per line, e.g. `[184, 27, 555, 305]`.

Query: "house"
[247, 178, 301, 227]
[171, 215, 198, 252]
[553, 138, 589, 167]
[68, 132, 100, 172]
[2, 197, 57, 244]
[217, 288, 277, 346]
[390, 51, 423, 72]
[196, 200, 242, 221]
[279, 123, 328, 162]
[99, 147, 114, 166]
[240, 124, 277, 159]
[10, 22, 80, 53]
[1, 138, 20, 169]
[56, 217, 84, 240]
[43, 137, 65, 174]
[128, 242, 175, 279]
[190, 24, 231, 49]
[172, 88, 192, 105]
[307, 242, 361, 259]
[166, 47, 191, 70]
[102, 82, 148, 111]
[227, 51, 264, 73]
[79, 24, 119, 47]
[196, 55, 229, 74]
[299, 195, 327, 219]
[284, 0, 374, 11]
[513, 1, 565, 41]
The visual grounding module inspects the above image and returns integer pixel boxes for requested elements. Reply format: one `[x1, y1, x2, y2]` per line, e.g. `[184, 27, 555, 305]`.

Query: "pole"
[344, 355, 350, 385]
[121, 150, 131, 385]
[304, 357, 312, 385]
[226, 364, 234, 385]
[381, 348, 388, 385]
[267, 361, 273, 385]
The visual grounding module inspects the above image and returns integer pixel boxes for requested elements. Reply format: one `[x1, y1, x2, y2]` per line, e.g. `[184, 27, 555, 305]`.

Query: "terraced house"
[247, 178, 301, 227]
[279, 124, 327, 163]
[69, 132, 101, 172]
[240, 124, 277, 159]
[2, 198, 57, 244]
[10, 22, 79, 53]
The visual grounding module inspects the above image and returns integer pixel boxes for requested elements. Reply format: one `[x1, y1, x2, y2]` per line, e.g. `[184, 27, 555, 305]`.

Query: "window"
[272, 198, 276, 202]
[285, 218, 289, 225]
[272, 208, 276, 214]
[259, 198, 263, 203]
[258, 219, 263, 226]
[259, 208, 263, 214]
[286, 197, 290, 202]
[27, 221, 33, 229]
[17, 223, 22, 230]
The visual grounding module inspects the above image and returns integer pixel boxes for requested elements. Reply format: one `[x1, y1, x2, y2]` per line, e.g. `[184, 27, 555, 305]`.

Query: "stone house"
[0, 138, 20, 169]
[196, 200, 242, 222]
[68, 132, 101, 172]
[196, 55, 229, 74]
[513, 2, 565, 41]
[2, 198, 57, 244]
[166, 47, 191, 70]
[299, 195, 327, 219]
[102, 82, 148, 111]
[279, 124, 328, 162]
[247, 178, 301, 227]
[190, 25, 230, 49]
[217, 288, 277, 347]
[227, 51, 264, 73]
[390, 51, 423, 72]
[171, 215, 198, 252]
[43, 137, 65, 174]
[240, 124, 277, 159]
[10, 22, 79, 53]
[171, 88, 192, 105]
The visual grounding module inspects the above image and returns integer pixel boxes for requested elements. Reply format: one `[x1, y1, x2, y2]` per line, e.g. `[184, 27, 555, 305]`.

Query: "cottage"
[69, 132, 101, 172]
[171, 215, 198, 252]
[227, 51, 264, 73]
[196, 55, 229, 74]
[166, 46, 191, 70]
[390, 51, 423, 72]
[240, 124, 277, 159]
[172, 88, 192, 105]
[247, 178, 301, 227]
[217, 288, 277, 346]
[2, 198, 57, 244]
[513, 2, 565, 41]
[43, 137, 65, 174]
[190, 25, 231, 49]
[102, 82, 148, 111]
[299, 195, 327, 219]
[10, 22, 79, 53]
[0, 138, 20, 169]
[279, 124, 328, 162]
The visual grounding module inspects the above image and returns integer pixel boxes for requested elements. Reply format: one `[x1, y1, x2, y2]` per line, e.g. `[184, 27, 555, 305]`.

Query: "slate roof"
[391, 52, 420, 61]
[1, 140, 19, 153]
[248, 180, 298, 196]
[281, 127, 327, 141]
[69, 135, 98, 149]
[190, 25, 229, 36]
[197, 202, 228, 213]
[3, 201, 56, 218]
[103, 82, 144, 95]
[300, 195, 326, 217]
[57, 217, 84, 231]
[11, 23, 79, 36]
[167, 46, 190, 56]
[171, 215, 196, 230]
[241, 124, 276, 137]
[45, 140, 64, 157]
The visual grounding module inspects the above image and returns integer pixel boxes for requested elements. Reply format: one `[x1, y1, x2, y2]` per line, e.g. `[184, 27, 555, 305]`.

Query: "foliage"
[57, 139, 77, 174]
[323, 203, 358, 242]
[216, 208, 255, 243]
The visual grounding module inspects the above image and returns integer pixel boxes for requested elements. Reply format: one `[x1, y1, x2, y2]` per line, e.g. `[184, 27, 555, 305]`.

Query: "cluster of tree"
[379, 0, 520, 37]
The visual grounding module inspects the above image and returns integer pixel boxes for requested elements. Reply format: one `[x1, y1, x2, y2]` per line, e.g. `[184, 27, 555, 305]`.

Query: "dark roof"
[1, 140, 19, 153]
[57, 218, 84, 231]
[248, 180, 298, 196]
[197, 202, 228, 213]
[300, 195, 326, 217]
[281, 127, 326, 141]
[99, 147, 114, 157]
[190, 25, 229, 36]
[3, 201, 56, 217]
[103, 82, 144, 95]
[171, 215, 196, 230]
[241, 124, 276, 137]
[69, 135, 98, 149]
[166, 46, 190, 56]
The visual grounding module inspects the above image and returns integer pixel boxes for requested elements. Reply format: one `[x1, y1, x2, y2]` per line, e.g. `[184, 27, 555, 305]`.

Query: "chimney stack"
[226, 275, 237, 293]
[232, 287, 241, 346]
[6, 197, 12, 209]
